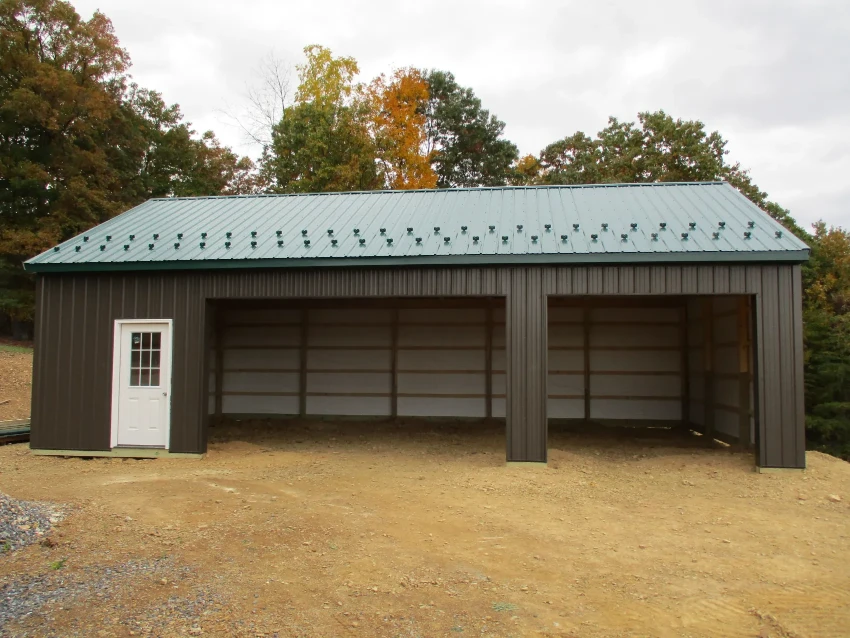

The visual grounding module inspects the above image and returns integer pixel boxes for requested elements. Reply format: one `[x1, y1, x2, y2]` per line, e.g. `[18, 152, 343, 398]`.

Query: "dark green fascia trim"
[24, 249, 810, 274]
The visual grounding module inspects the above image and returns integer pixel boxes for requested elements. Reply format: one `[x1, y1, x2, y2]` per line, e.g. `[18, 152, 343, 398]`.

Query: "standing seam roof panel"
[26, 182, 810, 272]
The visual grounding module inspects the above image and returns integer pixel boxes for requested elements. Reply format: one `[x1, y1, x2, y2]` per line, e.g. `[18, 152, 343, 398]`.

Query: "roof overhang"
[24, 249, 810, 274]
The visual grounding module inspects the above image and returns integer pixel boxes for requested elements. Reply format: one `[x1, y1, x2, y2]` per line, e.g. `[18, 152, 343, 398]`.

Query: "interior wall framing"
[209, 299, 506, 420]
[686, 296, 755, 447]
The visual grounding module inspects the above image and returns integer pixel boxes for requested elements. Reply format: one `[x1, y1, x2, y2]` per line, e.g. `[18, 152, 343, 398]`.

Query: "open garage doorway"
[206, 297, 508, 425]
[547, 296, 757, 450]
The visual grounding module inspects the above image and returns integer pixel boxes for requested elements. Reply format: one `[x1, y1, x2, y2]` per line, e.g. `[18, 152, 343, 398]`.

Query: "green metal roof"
[25, 182, 809, 273]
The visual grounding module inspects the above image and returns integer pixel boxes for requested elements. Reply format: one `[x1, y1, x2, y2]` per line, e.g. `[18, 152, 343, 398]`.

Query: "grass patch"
[0, 343, 32, 354]
[492, 602, 518, 612]
[50, 558, 66, 570]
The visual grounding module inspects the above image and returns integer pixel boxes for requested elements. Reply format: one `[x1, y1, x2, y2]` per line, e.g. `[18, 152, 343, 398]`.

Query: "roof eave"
[24, 249, 811, 274]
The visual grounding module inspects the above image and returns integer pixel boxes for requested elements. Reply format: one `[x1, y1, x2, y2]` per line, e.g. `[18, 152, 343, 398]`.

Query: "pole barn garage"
[24, 182, 810, 469]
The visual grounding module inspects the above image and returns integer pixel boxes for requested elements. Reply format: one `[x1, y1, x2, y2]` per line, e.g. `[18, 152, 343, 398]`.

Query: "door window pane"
[128, 330, 163, 387]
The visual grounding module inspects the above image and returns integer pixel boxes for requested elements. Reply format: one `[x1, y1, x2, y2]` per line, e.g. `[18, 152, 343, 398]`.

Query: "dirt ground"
[0, 345, 32, 421]
[0, 420, 848, 638]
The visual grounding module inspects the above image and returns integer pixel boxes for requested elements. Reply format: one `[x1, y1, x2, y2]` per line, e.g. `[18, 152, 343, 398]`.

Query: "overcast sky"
[72, 0, 849, 230]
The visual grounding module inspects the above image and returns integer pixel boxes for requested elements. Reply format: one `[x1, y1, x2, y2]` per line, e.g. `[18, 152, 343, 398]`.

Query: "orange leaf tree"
[365, 68, 436, 190]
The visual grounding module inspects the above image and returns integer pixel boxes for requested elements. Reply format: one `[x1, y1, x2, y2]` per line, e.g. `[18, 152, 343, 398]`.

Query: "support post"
[583, 306, 591, 422]
[299, 309, 308, 417]
[214, 306, 223, 419]
[485, 303, 493, 419]
[679, 304, 690, 428]
[391, 308, 399, 418]
[737, 296, 752, 450]
[505, 269, 548, 463]
[703, 298, 715, 439]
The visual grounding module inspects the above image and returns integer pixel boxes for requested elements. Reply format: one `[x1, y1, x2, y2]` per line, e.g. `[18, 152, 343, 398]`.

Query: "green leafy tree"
[527, 111, 809, 240]
[423, 70, 518, 188]
[260, 45, 380, 193]
[802, 223, 850, 458]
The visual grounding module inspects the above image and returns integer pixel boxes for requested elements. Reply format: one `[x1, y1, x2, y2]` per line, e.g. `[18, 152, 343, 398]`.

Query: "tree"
[803, 223, 850, 458]
[260, 45, 380, 193]
[0, 0, 130, 319]
[226, 52, 291, 149]
[365, 68, 436, 189]
[528, 111, 808, 239]
[295, 44, 359, 110]
[0, 0, 254, 321]
[423, 70, 518, 188]
[261, 101, 379, 193]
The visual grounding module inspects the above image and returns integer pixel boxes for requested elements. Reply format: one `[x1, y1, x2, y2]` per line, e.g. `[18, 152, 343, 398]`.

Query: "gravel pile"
[0, 559, 201, 636]
[0, 493, 66, 553]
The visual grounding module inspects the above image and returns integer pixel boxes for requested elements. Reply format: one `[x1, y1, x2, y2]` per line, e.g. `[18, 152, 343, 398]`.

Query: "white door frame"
[110, 319, 174, 449]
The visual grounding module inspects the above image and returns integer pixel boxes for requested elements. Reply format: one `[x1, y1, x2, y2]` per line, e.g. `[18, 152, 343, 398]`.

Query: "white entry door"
[113, 322, 172, 448]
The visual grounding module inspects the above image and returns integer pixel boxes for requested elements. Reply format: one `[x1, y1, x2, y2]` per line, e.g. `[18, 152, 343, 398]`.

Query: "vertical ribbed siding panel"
[713, 266, 730, 294]
[650, 267, 666, 294]
[505, 268, 547, 462]
[29, 277, 46, 448]
[619, 267, 635, 294]
[778, 266, 802, 467]
[791, 265, 806, 467]
[759, 266, 782, 465]
[634, 267, 651, 294]
[603, 267, 619, 294]
[572, 268, 587, 294]
[729, 266, 747, 294]
[682, 267, 698, 294]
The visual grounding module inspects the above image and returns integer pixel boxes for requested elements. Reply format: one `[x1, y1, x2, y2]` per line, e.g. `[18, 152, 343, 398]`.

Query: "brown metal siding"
[31, 263, 805, 466]
[506, 268, 548, 462]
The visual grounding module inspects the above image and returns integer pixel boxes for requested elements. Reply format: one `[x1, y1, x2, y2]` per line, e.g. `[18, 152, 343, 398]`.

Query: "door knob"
[162, 392, 168, 397]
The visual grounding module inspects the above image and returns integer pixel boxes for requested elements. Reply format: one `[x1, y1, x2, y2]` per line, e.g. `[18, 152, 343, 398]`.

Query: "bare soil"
[0, 347, 32, 422]
[1, 419, 849, 638]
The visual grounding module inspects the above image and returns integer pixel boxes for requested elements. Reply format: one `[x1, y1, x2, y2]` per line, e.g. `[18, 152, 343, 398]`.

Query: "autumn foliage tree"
[365, 68, 436, 189]
[0, 0, 254, 321]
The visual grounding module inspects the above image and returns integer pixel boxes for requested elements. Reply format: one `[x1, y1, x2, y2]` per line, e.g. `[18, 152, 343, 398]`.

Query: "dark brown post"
[391, 308, 399, 418]
[703, 298, 715, 439]
[738, 296, 752, 449]
[679, 304, 690, 428]
[505, 268, 548, 462]
[299, 308, 308, 417]
[214, 306, 224, 419]
[583, 306, 591, 422]
[485, 302, 493, 419]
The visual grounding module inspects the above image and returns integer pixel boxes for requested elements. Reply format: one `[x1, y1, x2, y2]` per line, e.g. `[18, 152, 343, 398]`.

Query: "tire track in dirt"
[749, 582, 850, 638]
